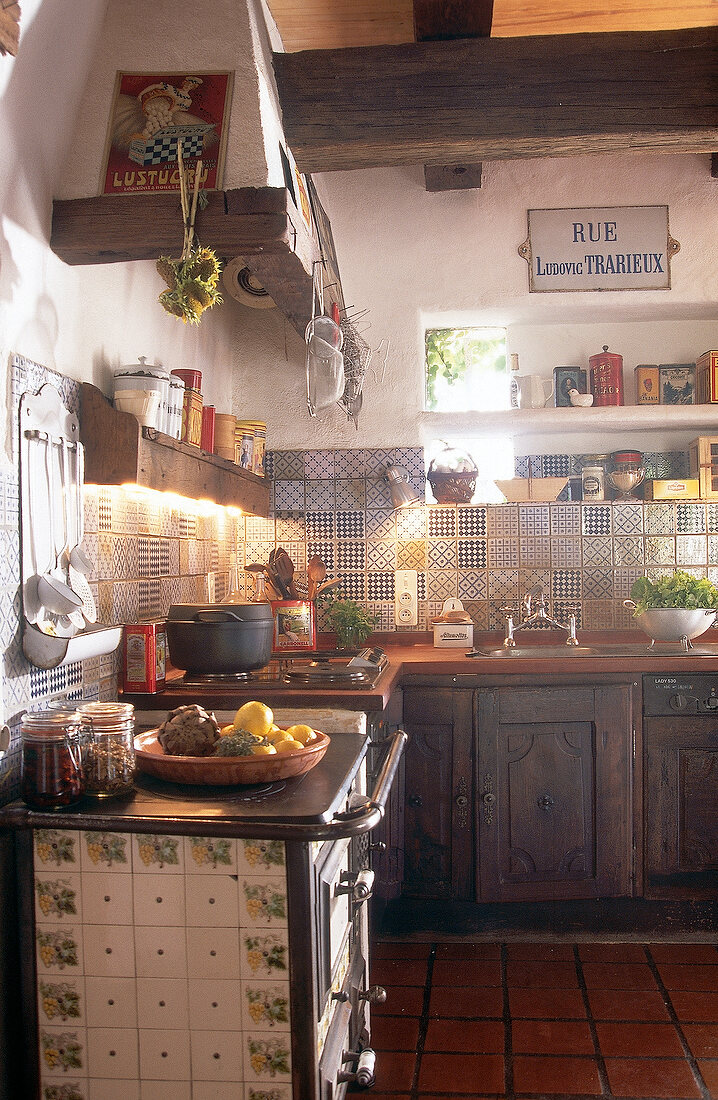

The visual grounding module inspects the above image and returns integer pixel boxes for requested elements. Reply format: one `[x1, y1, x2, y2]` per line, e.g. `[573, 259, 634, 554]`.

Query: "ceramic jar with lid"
[114, 357, 169, 430]
[580, 454, 609, 501]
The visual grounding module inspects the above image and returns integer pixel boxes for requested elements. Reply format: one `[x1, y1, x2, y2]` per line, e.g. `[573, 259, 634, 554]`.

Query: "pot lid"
[167, 603, 274, 622]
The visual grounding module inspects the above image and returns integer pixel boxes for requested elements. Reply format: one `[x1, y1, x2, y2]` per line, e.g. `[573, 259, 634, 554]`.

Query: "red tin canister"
[589, 345, 624, 406]
[200, 404, 215, 452]
[123, 620, 167, 693]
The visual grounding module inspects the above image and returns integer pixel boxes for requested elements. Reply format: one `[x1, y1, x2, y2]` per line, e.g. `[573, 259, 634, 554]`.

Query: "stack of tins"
[171, 369, 202, 447]
[214, 413, 236, 461]
[235, 420, 266, 476]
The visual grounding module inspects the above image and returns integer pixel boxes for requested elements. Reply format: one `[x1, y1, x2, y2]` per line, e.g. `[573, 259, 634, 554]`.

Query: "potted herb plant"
[325, 599, 377, 651]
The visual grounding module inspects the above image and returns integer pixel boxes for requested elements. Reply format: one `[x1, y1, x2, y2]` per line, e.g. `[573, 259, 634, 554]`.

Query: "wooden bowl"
[134, 728, 330, 786]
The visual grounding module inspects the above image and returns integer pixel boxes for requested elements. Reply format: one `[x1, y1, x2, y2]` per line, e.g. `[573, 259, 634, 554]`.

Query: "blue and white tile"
[514, 455, 530, 479]
[550, 538, 581, 569]
[304, 451, 335, 480]
[645, 536, 676, 566]
[336, 511, 365, 540]
[334, 450, 367, 478]
[541, 454, 571, 477]
[271, 451, 304, 479]
[583, 599, 615, 631]
[393, 447, 425, 479]
[487, 538, 518, 569]
[644, 502, 675, 535]
[335, 479, 366, 510]
[426, 570, 456, 601]
[307, 542, 334, 572]
[337, 541, 366, 571]
[428, 507, 457, 539]
[364, 448, 401, 477]
[676, 502, 706, 534]
[553, 601, 581, 629]
[305, 481, 335, 511]
[487, 569, 519, 601]
[457, 571, 487, 601]
[552, 569, 581, 600]
[676, 534, 707, 566]
[520, 536, 550, 567]
[427, 540, 457, 570]
[305, 511, 334, 540]
[275, 514, 306, 542]
[337, 572, 365, 600]
[707, 535, 718, 564]
[613, 537, 645, 567]
[612, 568, 645, 599]
[613, 504, 644, 535]
[582, 536, 613, 567]
[245, 517, 276, 542]
[487, 505, 518, 538]
[367, 571, 395, 600]
[397, 540, 426, 571]
[457, 506, 487, 538]
[458, 540, 488, 569]
[550, 504, 581, 536]
[518, 505, 550, 537]
[396, 507, 425, 539]
[365, 477, 393, 510]
[366, 540, 396, 570]
[581, 504, 612, 536]
[707, 503, 718, 535]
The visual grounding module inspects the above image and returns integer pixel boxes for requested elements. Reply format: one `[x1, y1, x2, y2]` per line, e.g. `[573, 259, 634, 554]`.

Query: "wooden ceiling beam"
[273, 26, 718, 172]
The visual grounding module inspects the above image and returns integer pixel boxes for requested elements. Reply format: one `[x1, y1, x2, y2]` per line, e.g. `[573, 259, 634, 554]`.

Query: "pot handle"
[193, 609, 247, 623]
[623, 599, 637, 611]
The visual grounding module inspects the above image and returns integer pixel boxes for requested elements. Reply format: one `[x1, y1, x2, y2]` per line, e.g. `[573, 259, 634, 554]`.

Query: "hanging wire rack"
[338, 308, 373, 427]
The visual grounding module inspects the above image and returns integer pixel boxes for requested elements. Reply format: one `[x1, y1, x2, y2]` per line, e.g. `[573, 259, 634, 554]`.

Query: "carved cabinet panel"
[643, 716, 718, 898]
[402, 688, 473, 900]
[477, 684, 634, 903]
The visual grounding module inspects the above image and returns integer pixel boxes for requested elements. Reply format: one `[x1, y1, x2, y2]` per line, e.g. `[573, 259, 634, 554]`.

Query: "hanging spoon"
[307, 555, 326, 600]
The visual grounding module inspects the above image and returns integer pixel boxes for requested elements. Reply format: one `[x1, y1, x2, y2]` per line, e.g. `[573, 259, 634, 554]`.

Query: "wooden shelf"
[421, 404, 718, 439]
[79, 383, 270, 515]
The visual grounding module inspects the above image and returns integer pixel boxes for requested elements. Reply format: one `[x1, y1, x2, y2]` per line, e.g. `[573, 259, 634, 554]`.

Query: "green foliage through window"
[425, 328, 507, 412]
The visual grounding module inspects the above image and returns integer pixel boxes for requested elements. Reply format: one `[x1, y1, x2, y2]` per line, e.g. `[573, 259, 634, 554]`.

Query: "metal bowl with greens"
[627, 571, 718, 644]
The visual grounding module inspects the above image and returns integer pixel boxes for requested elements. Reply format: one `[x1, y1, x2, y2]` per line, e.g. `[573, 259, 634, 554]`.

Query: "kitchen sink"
[470, 645, 602, 658]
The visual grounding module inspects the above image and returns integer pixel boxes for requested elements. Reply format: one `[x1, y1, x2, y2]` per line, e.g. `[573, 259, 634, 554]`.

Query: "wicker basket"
[427, 461, 478, 504]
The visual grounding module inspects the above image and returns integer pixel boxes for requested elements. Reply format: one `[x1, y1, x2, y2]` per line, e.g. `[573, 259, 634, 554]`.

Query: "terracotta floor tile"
[373, 984, 425, 1017]
[505, 960, 578, 988]
[371, 1049, 416, 1092]
[697, 1058, 718, 1094]
[581, 962, 657, 990]
[658, 963, 718, 991]
[370, 1013, 421, 1051]
[595, 1021, 685, 1057]
[432, 959, 502, 987]
[435, 942, 501, 960]
[372, 941, 432, 960]
[430, 984, 503, 1019]
[424, 1017, 504, 1054]
[509, 986, 587, 1019]
[670, 991, 718, 1023]
[512, 1054, 602, 1095]
[604, 1057, 701, 1098]
[511, 1018, 594, 1055]
[579, 943, 647, 963]
[683, 1024, 718, 1058]
[370, 959, 430, 987]
[418, 1051, 504, 1093]
[587, 988, 671, 1021]
[505, 942, 575, 961]
[649, 944, 718, 965]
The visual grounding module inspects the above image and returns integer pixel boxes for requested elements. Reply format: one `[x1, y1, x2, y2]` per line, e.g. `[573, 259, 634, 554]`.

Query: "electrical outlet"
[394, 569, 418, 626]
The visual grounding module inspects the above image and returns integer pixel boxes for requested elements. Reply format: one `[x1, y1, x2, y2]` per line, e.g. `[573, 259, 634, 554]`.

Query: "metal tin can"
[123, 620, 167, 693]
[589, 345, 624, 406]
[635, 365, 659, 405]
[214, 413, 236, 461]
[249, 420, 266, 476]
[580, 454, 609, 501]
[200, 404, 215, 452]
[181, 387, 203, 447]
[235, 420, 255, 470]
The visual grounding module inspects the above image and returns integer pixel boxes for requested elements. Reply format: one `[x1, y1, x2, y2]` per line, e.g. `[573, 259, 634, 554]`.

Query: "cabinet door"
[477, 685, 634, 902]
[644, 717, 718, 897]
[402, 688, 473, 900]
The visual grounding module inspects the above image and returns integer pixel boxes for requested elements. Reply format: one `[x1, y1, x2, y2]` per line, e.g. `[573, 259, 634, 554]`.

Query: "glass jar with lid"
[78, 702, 135, 798]
[580, 454, 609, 501]
[21, 708, 85, 810]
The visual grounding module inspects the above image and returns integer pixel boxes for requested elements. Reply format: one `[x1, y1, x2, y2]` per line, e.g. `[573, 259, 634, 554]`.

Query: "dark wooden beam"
[414, 0, 493, 40]
[414, 1, 492, 191]
[712, 153, 718, 178]
[273, 27, 718, 173]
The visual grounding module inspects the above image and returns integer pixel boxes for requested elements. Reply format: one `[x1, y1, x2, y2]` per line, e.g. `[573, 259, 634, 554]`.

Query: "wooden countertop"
[125, 631, 718, 714]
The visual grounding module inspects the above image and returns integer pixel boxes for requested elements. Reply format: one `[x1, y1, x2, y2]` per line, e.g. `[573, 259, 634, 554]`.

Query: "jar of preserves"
[78, 702, 135, 798]
[21, 709, 85, 810]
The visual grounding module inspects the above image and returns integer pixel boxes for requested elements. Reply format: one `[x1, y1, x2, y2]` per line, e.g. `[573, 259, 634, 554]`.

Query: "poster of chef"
[101, 71, 233, 194]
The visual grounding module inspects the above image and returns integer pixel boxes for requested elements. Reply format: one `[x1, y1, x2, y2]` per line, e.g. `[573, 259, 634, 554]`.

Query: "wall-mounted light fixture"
[385, 465, 422, 509]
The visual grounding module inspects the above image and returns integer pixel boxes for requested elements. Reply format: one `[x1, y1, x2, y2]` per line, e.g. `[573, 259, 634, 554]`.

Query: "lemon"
[265, 724, 287, 743]
[274, 738, 304, 754]
[268, 729, 294, 744]
[233, 701, 273, 738]
[220, 723, 235, 737]
[250, 742, 277, 756]
[284, 724, 317, 745]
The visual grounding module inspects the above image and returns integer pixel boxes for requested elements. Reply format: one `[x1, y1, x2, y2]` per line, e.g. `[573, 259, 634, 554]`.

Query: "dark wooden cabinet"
[402, 687, 474, 900]
[643, 716, 718, 898]
[477, 684, 635, 902]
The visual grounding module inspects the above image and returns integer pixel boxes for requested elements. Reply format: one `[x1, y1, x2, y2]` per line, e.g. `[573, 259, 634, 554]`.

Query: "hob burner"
[181, 670, 255, 687]
[284, 662, 374, 686]
[133, 773, 286, 802]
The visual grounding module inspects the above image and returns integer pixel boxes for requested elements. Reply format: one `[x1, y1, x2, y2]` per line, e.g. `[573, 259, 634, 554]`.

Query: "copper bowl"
[134, 728, 330, 786]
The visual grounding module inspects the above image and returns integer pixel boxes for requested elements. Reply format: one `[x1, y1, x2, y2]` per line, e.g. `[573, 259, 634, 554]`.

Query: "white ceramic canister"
[167, 373, 185, 439]
[114, 357, 169, 431]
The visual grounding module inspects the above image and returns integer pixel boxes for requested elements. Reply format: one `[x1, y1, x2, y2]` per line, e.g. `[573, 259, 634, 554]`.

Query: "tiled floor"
[363, 941, 718, 1099]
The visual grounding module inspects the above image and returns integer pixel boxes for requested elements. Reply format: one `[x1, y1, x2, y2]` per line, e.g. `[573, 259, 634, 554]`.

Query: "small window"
[425, 327, 508, 412]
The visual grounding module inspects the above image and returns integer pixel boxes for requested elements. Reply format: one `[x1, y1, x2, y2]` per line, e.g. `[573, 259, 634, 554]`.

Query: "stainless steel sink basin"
[469, 642, 718, 659]
[471, 646, 601, 658]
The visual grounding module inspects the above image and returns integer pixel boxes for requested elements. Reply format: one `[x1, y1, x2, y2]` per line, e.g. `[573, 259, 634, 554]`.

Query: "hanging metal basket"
[427, 448, 479, 504]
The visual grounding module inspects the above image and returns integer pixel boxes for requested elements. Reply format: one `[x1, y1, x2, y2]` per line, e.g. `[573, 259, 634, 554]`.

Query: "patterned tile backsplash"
[2, 355, 718, 805]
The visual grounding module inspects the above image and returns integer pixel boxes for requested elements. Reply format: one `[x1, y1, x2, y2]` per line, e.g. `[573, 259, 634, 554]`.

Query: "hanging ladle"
[37, 435, 83, 619]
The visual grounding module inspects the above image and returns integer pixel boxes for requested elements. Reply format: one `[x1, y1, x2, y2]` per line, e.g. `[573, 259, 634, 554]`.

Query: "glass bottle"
[78, 701, 135, 798]
[21, 708, 85, 810]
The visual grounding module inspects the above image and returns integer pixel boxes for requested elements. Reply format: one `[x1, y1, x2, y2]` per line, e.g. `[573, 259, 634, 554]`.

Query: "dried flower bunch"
[156, 139, 222, 324]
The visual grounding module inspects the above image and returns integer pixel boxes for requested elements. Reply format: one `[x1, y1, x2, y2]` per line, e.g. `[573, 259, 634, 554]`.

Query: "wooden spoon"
[307, 555, 326, 600]
[274, 547, 299, 599]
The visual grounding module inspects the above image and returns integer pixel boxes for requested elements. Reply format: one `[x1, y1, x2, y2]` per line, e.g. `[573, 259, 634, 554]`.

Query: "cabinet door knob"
[359, 985, 387, 1005]
[456, 794, 468, 808]
[407, 794, 422, 807]
[537, 793, 555, 811]
[482, 792, 496, 806]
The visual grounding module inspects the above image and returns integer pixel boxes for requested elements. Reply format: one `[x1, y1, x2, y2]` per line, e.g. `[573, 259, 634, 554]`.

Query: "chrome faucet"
[502, 584, 579, 647]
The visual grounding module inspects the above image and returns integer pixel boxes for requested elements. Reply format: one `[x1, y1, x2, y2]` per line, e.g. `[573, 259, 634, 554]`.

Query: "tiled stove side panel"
[31, 828, 290, 1099]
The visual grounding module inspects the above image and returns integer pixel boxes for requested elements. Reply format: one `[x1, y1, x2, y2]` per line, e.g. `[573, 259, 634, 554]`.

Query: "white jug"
[517, 374, 554, 409]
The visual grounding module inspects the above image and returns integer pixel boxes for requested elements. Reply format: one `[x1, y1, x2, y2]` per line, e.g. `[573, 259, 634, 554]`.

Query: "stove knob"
[705, 695, 718, 709]
[669, 693, 688, 711]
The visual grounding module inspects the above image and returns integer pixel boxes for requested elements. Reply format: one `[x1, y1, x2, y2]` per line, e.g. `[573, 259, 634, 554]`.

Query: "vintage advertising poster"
[101, 71, 233, 195]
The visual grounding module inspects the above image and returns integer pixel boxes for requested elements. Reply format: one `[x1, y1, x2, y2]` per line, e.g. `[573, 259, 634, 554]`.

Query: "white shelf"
[421, 405, 718, 439]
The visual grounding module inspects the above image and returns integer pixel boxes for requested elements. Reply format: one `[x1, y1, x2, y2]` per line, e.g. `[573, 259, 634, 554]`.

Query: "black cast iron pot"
[166, 604, 274, 674]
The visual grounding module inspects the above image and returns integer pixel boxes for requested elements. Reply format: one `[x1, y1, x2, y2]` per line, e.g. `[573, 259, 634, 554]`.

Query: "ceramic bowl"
[134, 728, 330, 785]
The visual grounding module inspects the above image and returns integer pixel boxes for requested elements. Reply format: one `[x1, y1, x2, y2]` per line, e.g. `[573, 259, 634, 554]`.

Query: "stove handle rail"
[327, 729, 407, 839]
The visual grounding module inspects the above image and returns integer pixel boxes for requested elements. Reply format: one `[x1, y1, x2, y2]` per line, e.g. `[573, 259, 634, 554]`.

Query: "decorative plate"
[134, 728, 330, 786]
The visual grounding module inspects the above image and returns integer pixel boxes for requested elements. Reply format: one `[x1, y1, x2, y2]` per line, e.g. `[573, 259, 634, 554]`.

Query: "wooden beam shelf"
[79, 383, 270, 516]
[51, 187, 323, 337]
